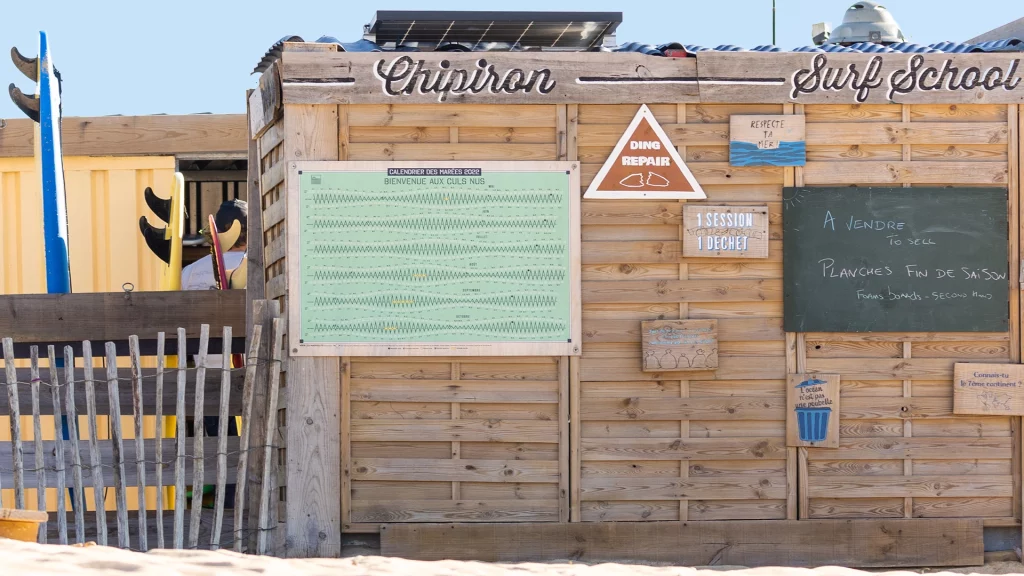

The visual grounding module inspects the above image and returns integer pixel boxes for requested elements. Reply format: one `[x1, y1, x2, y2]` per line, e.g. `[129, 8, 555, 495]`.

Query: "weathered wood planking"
[798, 103, 1015, 521]
[380, 519, 983, 567]
[346, 357, 566, 532]
[0, 114, 246, 158]
[0, 291, 244, 343]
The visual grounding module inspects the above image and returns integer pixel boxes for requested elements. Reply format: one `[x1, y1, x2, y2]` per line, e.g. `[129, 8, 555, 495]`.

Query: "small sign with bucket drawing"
[787, 373, 840, 448]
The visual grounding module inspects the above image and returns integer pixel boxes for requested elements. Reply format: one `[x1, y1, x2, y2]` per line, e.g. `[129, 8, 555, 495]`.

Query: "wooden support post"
[129, 336, 148, 550]
[3, 338, 25, 509]
[173, 329, 187, 549]
[82, 341, 106, 545]
[283, 102, 341, 557]
[676, 102, 690, 522]
[189, 325, 210, 549]
[212, 326, 232, 549]
[29, 347, 46, 543]
[105, 341, 130, 550]
[47, 346, 67, 545]
[63, 346, 85, 544]
[234, 306, 264, 553]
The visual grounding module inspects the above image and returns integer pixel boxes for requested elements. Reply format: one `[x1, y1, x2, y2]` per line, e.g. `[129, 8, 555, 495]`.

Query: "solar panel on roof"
[366, 10, 621, 49]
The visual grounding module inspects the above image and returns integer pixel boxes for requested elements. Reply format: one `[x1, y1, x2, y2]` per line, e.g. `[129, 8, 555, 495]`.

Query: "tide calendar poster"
[287, 161, 581, 356]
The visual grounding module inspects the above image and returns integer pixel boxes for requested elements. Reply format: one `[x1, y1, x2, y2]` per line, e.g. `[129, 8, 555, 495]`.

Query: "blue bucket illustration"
[796, 407, 831, 442]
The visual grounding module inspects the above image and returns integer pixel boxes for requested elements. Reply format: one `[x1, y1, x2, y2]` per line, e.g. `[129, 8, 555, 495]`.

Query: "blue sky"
[0, 0, 1020, 118]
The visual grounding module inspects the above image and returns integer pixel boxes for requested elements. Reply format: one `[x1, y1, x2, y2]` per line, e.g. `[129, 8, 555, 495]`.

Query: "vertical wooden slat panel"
[105, 341, 129, 549]
[82, 341, 106, 545]
[258, 317, 284, 555]
[212, 326, 232, 549]
[173, 328, 187, 549]
[234, 313, 263, 552]
[129, 335, 148, 551]
[189, 325, 210, 549]
[62, 346, 85, 544]
[154, 333, 166, 549]
[3, 337, 25, 509]
[29, 347, 46, 543]
[47, 346, 67, 545]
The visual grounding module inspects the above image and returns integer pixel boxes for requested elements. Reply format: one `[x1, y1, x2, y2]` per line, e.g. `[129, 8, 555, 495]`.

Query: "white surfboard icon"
[646, 172, 670, 187]
[619, 173, 644, 188]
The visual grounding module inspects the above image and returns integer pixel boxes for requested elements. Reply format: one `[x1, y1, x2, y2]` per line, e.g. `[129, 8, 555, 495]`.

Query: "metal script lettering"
[374, 56, 556, 102]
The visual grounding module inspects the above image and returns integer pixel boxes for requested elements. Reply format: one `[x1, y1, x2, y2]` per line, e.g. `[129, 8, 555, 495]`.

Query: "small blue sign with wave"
[730, 140, 806, 167]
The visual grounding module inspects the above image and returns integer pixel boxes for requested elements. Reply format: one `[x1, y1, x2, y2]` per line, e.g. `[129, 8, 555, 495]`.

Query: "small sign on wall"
[953, 363, 1024, 415]
[730, 115, 806, 167]
[787, 373, 840, 448]
[683, 205, 770, 259]
[641, 319, 718, 372]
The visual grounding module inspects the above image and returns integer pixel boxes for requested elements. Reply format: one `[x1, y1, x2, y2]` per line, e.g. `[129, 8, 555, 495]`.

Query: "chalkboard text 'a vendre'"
[791, 54, 1022, 103]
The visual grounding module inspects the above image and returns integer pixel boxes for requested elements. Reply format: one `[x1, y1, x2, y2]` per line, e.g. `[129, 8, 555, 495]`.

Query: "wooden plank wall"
[258, 96, 1022, 544]
[575, 103, 791, 522]
[798, 103, 1021, 523]
[338, 104, 569, 533]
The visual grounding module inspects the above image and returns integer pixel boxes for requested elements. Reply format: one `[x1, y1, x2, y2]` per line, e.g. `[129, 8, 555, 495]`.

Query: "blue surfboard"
[9, 31, 71, 294]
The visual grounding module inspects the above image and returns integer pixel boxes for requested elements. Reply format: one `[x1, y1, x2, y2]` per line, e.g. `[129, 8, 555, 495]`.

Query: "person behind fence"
[181, 199, 247, 507]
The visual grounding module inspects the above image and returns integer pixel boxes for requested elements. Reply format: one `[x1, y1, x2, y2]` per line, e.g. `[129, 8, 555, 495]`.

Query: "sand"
[3, 539, 1023, 576]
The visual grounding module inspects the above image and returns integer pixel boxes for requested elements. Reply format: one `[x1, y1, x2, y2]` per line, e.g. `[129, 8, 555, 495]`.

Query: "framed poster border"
[286, 160, 582, 357]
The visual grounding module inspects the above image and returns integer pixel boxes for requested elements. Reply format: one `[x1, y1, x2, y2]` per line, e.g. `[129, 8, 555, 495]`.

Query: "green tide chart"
[292, 161, 581, 357]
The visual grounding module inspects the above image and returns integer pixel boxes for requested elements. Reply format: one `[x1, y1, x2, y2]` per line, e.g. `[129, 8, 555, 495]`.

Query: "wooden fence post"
[82, 341, 107, 546]
[258, 317, 284, 555]
[234, 304, 263, 552]
[47, 346, 67, 545]
[3, 337, 25, 509]
[63, 346, 86, 544]
[105, 341, 129, 550]
[173, 328, 187, 549]
[189, 325, 210, 549]
[129, 335, 148, 551]
[29, 346, 46, 543]
[211, 325, 232, 549]
[154, 333, 166, 549]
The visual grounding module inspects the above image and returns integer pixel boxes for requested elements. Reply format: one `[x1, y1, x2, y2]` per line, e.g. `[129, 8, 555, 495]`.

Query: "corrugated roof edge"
[252, 36, 1024, 73]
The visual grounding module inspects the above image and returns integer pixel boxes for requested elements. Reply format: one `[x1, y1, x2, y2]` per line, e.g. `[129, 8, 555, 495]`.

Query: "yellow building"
[0, 114, 248, 294]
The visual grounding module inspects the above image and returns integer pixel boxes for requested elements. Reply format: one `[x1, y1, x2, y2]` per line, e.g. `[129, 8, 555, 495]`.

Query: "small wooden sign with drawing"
[640, 319, 718, 372]
[953, 363, 1024, 415]
[787, 373, 840, 448]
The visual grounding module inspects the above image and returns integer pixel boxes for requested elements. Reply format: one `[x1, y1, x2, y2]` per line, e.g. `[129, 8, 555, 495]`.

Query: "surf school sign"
[275, 51, 1024, 105]
[698, 52, 1024, 104]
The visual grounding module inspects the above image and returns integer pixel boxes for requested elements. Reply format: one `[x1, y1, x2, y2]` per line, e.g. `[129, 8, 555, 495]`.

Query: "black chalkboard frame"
[783, 186, 1009, 333]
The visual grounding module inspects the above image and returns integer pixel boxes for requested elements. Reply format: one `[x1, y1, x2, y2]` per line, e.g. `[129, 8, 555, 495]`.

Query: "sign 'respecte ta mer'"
[729, 115, 805, 167]
[783, 187, 1008, 333]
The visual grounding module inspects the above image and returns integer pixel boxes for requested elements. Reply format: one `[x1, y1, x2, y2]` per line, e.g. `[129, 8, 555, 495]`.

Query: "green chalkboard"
[783, 187, 1008, 333]
[293, 162, 580, 356]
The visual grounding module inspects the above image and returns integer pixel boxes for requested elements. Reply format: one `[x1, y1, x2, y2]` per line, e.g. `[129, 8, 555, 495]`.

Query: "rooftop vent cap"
[827, 1, 905, 45]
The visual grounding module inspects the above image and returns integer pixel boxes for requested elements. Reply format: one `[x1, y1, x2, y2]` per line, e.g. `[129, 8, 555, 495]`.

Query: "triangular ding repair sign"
[584, 104, 706, 200]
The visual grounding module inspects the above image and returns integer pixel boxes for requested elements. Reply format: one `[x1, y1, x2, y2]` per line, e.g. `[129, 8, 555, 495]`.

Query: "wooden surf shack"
[248, 17, 1024, 563]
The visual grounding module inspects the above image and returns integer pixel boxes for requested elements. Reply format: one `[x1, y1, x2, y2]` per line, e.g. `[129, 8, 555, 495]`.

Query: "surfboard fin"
[143, 187, 172, 223]
[8, 84, 39, 123]
[10, 47, 37, 81]
[139, 216, 172, 264]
